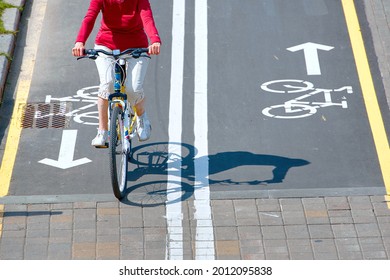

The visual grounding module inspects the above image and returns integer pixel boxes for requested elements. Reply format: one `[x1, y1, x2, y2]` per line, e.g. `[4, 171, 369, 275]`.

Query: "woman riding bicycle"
[72, 0, 161, 147]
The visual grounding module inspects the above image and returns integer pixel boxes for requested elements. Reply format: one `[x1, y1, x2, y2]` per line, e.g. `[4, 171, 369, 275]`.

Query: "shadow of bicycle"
[121, 142, 310, 206]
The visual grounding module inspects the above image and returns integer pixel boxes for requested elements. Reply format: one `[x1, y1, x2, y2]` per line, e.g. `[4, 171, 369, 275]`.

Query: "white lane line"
[165, 0, 185, 260]
[194, 0, 215, 260]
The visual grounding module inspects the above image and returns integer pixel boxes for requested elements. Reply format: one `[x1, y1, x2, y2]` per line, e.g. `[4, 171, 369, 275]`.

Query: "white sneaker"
[91, 129, 108, 148]
[136, 112, 151, 141]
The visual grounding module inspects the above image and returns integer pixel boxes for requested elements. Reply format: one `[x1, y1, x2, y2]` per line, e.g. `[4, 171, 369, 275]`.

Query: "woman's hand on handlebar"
[148, 42, 161, 55]
[72, 42, 85, 57]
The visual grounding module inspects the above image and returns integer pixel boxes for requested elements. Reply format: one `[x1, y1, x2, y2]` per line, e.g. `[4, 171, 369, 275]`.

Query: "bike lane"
[206, 0, 390, 198]
[0, 0, 173, 200]
[1, 0, 110, 197]
[0, 0, 389, 201]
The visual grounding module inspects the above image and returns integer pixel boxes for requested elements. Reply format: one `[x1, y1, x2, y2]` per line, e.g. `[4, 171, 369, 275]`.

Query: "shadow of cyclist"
[206, 151, 310, 185]
[128, 143, 310, 186]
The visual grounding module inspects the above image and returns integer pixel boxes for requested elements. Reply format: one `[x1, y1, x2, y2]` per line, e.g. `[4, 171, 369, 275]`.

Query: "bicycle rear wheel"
[109, 106, 128, 199]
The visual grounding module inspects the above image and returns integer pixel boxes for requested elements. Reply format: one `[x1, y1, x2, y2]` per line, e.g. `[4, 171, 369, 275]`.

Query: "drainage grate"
[20, 102, 72, 129]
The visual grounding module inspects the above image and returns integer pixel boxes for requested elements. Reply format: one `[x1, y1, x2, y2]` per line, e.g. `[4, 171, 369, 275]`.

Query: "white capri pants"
[94, 45, 150, 106]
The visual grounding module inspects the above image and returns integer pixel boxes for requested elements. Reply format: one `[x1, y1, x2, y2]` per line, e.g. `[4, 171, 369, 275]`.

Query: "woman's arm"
[72, 0, 102, 56]
[139, 0, 162, 46]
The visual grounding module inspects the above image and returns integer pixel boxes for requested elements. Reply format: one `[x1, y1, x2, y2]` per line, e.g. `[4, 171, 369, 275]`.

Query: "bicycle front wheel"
[109, 106, 128, 199]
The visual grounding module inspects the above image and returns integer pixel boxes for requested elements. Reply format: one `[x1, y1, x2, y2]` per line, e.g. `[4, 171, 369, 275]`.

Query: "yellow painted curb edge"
[0, 0, 47, 197]
[0, 205, 4, 238]
[342, 0, 390, 205]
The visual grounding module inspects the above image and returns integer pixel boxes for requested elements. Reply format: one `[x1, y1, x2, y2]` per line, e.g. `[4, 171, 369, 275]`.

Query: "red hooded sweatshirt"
[75, 0, 161, 50]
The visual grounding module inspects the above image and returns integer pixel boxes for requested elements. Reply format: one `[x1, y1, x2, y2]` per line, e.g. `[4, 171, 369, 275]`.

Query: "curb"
[0, 0, 26, 102]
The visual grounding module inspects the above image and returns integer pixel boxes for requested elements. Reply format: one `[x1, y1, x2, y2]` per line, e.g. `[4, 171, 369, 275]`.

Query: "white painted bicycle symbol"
[261, 79, 353, 119]
[45, 86, 99, 125]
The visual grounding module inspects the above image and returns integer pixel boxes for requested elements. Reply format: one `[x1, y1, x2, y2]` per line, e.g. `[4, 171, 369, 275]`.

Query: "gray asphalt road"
[2, 0, 389, 202]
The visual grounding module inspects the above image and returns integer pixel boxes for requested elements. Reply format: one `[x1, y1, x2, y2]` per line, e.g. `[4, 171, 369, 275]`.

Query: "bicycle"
[260, 79, 353, 119]
[78, 48, 150, 199]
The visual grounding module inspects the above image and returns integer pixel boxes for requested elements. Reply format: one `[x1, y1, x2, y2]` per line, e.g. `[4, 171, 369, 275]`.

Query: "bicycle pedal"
[94, 143, 109, 149]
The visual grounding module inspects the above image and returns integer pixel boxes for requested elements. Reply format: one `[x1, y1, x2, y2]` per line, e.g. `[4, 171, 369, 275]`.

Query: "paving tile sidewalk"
[0, 195, 389, 260]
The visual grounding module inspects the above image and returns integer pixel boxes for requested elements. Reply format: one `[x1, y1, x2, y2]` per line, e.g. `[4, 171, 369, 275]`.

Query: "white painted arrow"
[287, 42, 334, 75]
[39, 130, 91, 169]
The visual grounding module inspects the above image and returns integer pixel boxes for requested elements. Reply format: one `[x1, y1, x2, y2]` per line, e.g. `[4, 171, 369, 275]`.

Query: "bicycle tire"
[262, 104, 317, 119]
[261, 79, 314, 93]
[109, 106, 128, 199]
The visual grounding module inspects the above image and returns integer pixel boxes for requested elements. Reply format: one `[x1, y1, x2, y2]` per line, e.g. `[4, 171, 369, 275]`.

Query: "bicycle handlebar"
[77, 48, 150, 60]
